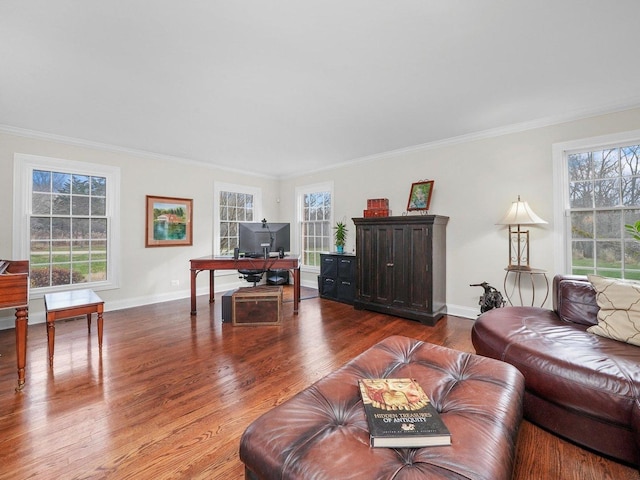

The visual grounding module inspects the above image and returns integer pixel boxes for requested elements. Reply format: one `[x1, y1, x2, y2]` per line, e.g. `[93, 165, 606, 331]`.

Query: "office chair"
[238, 268, 265, 286]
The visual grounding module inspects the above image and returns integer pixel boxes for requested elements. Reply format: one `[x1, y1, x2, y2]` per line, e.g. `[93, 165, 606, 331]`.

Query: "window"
[214, 183, 261, 255]
[296, 182, 333, 268]
[554, 131, 640, 280]
[13, 154, 120, 292]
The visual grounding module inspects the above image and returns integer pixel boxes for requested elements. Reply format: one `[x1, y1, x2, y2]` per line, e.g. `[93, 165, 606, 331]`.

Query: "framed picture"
[406, 180, 434, 212]
[145, 195, 193, 247]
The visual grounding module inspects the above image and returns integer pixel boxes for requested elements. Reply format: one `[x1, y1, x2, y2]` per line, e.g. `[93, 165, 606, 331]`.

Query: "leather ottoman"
[239, 335, 525, 480]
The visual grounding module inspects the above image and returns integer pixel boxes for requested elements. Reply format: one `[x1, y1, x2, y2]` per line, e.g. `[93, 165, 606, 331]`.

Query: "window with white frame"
[296, 182, 333, 268]
[13, 154, 120, 292]
[214, 183, 261, 255]
[555, 131, 640, 280]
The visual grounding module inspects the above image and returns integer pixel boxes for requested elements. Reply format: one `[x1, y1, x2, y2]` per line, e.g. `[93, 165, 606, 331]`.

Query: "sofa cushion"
[587, 274, 640, 347]
[555, 277, 599, 326]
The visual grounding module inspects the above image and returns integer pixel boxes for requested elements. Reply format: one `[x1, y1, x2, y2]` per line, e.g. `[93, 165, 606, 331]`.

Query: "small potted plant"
[334, 220, 348, 254]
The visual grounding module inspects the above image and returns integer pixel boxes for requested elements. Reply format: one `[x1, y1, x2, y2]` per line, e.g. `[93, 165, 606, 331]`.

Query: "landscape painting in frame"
[145, 195, 193, 247]
[406, 180, 434, 212]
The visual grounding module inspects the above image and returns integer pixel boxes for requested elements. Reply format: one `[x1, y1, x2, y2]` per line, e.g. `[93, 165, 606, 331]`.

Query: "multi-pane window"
[14, 154, 120, 292]
[567, 144, 640, 279]
[218, 190, 255, 255]
[300, 189, 332, 268]
[30, 170, 108, 287]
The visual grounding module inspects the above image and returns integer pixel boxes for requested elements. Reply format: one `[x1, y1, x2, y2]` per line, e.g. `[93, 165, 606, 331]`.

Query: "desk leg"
[209, 269, 215, 304]
[293, 267, 300, 314]
[190, 268, 198, 315]
[15, 307, 27, 392]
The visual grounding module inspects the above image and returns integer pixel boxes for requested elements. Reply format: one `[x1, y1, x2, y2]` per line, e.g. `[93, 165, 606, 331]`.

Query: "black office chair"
[238, 268, 265, 286]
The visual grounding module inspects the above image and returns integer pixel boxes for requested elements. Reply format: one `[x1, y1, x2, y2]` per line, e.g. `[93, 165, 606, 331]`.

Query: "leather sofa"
[472, 274, 640, 466]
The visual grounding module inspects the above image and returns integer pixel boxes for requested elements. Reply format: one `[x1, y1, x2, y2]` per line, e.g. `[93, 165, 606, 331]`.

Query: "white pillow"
[587, 275, 640, 347]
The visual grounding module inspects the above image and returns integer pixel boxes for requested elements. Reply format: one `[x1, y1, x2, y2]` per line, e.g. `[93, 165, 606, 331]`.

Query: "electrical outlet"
[170, 279, 179, 286]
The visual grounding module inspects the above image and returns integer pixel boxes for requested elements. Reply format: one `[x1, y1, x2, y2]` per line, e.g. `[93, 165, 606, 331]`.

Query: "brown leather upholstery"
[472, 275, 640, 466]
[240, 335, 524, 480]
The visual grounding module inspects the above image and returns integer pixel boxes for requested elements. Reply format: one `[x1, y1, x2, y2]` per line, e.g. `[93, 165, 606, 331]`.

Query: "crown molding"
[0, 124, 278, 180]
[4, 97, 640, 182]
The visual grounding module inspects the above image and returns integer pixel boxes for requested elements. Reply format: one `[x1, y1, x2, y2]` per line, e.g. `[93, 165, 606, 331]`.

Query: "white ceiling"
[2, 1, 640, 178]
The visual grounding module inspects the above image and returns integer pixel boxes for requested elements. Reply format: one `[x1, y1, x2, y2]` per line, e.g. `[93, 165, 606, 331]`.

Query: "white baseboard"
[0, 283, 476, 330]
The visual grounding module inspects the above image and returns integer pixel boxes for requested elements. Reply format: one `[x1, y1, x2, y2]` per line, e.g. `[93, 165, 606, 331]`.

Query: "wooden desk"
[44, 289, 105, 367]
[190, 255, 301, 316]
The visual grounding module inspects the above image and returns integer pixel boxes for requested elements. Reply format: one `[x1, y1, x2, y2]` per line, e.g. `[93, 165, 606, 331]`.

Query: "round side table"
[503, 267, 549, 307]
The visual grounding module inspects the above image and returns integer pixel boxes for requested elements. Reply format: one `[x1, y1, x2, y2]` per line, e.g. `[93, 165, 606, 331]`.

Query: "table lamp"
[496, 196, 547, 270]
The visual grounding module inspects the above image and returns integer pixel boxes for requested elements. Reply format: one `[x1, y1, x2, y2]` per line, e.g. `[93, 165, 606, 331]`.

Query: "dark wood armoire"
[353, 215, 448, 325]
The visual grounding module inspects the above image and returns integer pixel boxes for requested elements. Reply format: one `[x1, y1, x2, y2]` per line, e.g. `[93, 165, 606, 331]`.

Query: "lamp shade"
[496, 196, 547, 226]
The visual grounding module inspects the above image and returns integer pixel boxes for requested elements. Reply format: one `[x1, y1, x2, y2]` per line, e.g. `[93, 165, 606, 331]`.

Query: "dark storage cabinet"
[353, 215, 448, 325]
[318, 253, 356, 304]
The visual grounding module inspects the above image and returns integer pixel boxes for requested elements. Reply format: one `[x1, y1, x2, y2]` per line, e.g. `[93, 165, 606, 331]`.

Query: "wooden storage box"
[363, 208, 390, 217]
[367, 198, 389, 209]
[232, 285, 283, 326]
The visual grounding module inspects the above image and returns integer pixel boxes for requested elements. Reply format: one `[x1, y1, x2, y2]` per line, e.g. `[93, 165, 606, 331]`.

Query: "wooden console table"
[190, 255, 301, 316]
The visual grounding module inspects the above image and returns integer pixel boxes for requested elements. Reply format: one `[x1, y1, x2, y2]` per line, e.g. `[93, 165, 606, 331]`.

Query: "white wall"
[0, 132, 280, 328]
[2, 106, 640, 328]
[280, 107, 640, 317]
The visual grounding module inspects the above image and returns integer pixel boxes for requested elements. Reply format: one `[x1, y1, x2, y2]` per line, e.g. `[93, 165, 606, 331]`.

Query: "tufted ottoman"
[239, 335, 525, 480]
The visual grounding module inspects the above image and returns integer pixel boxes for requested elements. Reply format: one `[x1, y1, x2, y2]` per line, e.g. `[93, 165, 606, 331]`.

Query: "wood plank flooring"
[0, 286, 638, 479]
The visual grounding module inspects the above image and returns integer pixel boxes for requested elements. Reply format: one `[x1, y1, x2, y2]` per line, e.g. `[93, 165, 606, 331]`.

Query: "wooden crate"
[232, 285, 283, 326]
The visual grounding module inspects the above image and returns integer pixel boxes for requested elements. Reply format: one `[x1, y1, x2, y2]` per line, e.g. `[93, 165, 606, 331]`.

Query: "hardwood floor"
[0, 286, 638, 479]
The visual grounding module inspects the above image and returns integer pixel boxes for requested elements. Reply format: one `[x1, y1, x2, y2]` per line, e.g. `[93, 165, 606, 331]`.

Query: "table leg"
[190, 268, 198, 315]
[15, 307, 27, 391]
[87, 313, 92, 333]
[47, 317, 55, 367]
[293, 267, 300, 314]
[97, 310, 104, 350]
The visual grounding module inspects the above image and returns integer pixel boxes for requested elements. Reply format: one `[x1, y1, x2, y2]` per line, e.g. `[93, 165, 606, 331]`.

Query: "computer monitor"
[238, 221, 290, 258]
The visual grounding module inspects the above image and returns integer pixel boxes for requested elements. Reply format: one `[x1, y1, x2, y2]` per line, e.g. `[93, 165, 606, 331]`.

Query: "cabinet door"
[384, 224, 431, 310]
[372, 225, 394, 304]
[405, 225, 431, 310]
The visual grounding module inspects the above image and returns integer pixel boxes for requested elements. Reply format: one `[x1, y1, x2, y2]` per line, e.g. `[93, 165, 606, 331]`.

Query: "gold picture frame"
[145, 195, 193, 247]
[406, 180, 434, 212]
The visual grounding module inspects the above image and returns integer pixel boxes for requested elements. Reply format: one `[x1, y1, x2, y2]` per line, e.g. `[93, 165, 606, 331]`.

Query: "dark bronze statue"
[471, 282, 506, 313]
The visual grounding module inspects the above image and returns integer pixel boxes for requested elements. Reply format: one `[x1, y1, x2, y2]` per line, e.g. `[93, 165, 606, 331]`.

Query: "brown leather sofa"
[472, 274, 640, 466]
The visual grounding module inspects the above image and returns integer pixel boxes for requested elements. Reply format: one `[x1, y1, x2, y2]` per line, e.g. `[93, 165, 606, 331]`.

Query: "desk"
[503, 267, 549, 307]
[44, 289, 105, 367]
[190, 255, 301, 315]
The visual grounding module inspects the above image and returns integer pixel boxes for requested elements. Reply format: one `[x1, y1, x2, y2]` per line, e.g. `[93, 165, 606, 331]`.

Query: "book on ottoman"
[358, 378, 451, 448]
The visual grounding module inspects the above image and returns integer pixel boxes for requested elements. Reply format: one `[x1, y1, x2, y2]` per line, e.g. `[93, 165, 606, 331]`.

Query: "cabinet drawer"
[320, 255, 338, 277]
[337, 257, 355, 278]
[320, 276, 337, 297]
[337, 280, 355, 302]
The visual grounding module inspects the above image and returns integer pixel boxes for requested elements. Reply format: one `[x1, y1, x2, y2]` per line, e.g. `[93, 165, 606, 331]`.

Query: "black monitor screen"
[238, 222, 290, 257]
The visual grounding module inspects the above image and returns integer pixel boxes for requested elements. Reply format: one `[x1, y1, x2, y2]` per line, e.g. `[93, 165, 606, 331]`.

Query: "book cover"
[358, 378, 451, 448]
